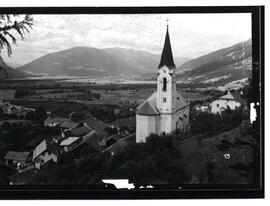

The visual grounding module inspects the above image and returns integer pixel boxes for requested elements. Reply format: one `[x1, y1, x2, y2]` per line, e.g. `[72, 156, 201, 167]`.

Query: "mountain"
[0, 56, 32, 79]
[176, 39, 252, 85]
[16, 47, 190, 77]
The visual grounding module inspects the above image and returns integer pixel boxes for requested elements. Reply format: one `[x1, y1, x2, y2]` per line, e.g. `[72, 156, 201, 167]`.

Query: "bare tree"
[0, 14, 33, 57]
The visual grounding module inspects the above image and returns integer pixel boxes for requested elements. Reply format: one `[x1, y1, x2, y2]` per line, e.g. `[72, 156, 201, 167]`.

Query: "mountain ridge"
[16, 46, 191, 77]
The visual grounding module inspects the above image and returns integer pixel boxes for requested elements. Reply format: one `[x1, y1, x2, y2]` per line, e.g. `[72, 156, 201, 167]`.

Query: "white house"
[210, 91, 241, 114]
[32, 140, 59, 170]
[136, 25, 190, 143]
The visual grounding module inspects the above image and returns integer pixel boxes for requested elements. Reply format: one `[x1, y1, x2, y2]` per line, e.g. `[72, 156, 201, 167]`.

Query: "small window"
[162, 77, 167, 92]
[163, 98, 166, 103]
[217, 104, 219, 107]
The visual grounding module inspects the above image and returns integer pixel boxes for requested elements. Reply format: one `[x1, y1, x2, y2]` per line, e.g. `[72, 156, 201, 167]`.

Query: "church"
[136, 25, 190, 143]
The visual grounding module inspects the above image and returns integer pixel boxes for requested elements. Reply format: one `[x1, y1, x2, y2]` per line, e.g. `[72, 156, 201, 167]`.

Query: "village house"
[0, 102, 35, 117]
[32, 140, 59, 170]
[44, 117, 70, 128]
[60, 137, 82, 153]
[61, 125, 97, 151]
[4, 151, 30, 168]
[210, 90, 242, 114]
[84, 116, 111, 136]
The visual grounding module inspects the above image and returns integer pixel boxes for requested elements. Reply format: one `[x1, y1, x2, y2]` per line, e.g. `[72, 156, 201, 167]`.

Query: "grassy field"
[96, 88, 211, 105]
[0, 89, 15, 100]
[177, 121, 254, 184]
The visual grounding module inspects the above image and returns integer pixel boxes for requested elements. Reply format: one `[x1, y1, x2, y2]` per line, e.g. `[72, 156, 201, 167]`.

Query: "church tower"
[157, 25, 177, 114]
[136, 22, 190, 143]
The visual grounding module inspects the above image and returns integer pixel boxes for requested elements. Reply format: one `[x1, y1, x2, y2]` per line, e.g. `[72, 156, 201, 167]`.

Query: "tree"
[0, 15, 33, 57]
[25, 111, 35, 121]
[34, 107, 47, 123]
[0, 107, 3, 118]
[1, 121, 10, 129]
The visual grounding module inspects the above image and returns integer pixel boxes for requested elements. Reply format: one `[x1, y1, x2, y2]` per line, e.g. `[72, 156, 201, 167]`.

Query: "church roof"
[136, 101, 159, 115]
[158, 26, 175, 69]
[136, 91, 188, 116]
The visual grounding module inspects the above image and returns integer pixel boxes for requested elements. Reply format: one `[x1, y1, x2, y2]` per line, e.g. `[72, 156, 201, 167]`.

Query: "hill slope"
[177, 39, 252, 85]
[17, 47, 190, 77]
[0, 56, 31, 79]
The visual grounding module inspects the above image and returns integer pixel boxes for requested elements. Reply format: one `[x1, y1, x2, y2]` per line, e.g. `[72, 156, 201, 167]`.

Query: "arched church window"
[162, 77, 167, 91]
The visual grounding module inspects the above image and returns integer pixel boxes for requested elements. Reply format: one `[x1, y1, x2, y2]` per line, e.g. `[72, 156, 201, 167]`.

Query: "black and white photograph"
[0, 6, 264, 199]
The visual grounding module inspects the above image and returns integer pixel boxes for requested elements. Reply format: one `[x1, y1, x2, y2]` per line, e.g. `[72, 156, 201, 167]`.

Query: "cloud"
[1, 13, 251, 66]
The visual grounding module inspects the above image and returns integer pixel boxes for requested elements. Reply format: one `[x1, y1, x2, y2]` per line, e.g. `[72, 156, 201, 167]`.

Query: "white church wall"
[136, 114, 158, 143]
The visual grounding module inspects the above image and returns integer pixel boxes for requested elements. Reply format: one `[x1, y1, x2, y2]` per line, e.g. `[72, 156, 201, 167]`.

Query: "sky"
[1, 13, 251, 66]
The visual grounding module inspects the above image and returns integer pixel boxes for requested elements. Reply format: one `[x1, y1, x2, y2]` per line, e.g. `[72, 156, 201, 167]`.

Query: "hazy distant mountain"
[0, 56, 31, 79]
[16, 47, 190, 77]
[177, 39, 252, 84]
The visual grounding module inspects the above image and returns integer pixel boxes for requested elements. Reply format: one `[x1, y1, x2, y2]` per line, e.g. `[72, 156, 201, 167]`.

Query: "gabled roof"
[219, 91, 235, 100]
[60, 137, 80, 146]
[4, 151, 30, 162]
[85, 116, 110, 135]
[66, 126, 92, 137]
[217, 91, 242, 101]
[158, 26, 175, 69]
[60, 121, 79, 129]
[136, 91, 189, 116]
[44, 117, 69, 125]
[33, 140, 59, 160]
[136, 101, 159, 115]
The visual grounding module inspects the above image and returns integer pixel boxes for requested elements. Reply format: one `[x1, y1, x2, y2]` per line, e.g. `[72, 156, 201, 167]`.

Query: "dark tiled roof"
[112, 116, 136, 128]
[66, 126, 92, 137]
[85, 116, 110, 135]
[60, 121, 79, 129]
[158, 27, 175, 69]
[4, 151, 30, 162]
[136, 101, 159, 115]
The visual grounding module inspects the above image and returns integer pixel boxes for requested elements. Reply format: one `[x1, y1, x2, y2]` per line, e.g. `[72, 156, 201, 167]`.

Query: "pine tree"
[0, 14, 33, 57]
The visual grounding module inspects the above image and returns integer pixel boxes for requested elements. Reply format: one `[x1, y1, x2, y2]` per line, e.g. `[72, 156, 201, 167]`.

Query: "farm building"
[210, 91, 242, 114]
[4, 151, 30, 167]
[60, 137, 82, 153]
[32, 140, 59, 170]
[44, 117, 70, 127]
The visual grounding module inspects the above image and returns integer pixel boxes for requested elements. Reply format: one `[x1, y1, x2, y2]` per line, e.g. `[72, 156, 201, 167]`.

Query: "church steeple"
[158, 23, 175, 69]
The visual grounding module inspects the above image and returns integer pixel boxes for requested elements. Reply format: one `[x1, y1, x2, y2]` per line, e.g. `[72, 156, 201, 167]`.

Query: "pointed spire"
[158, 23, 175, 69]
